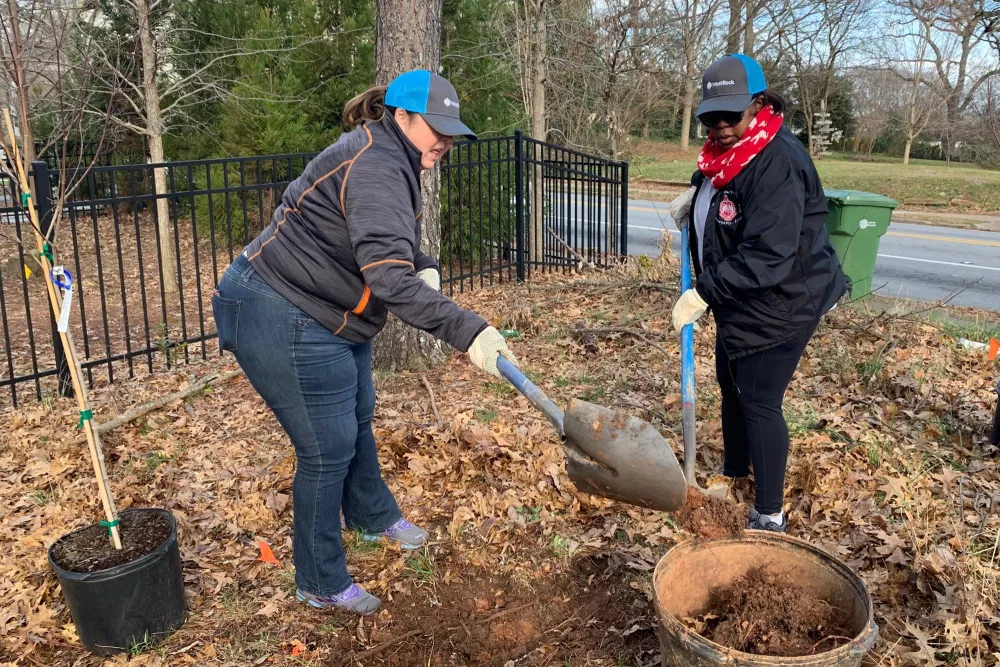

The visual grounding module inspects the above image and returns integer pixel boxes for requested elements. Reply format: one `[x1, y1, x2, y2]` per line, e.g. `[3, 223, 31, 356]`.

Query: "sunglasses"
[699, 109, 746, 129]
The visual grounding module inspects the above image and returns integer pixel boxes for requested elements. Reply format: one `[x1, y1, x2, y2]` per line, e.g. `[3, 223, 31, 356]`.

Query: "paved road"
[586, 198, 1000, 312]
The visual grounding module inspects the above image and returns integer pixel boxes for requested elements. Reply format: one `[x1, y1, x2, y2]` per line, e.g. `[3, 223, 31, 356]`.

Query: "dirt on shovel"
[673, 491, 745, 539]
[693, 565, 854, 656]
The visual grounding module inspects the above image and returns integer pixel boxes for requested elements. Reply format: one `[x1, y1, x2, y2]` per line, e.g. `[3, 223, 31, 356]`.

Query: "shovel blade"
[562, 399, 687, 512]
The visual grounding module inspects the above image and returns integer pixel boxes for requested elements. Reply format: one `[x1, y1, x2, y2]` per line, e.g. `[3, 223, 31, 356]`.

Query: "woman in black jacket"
[671, 54, 847, 532]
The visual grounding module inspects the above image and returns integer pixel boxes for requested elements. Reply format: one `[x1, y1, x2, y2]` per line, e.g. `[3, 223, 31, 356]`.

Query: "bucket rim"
[47, 507, 178, 580]
[652, 531, 878, 663]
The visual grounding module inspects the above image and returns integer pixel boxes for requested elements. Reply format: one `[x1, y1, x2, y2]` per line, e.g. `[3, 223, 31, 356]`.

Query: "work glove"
[667, 186, 697, 225]
[468, 326, 519, 378]
[417, 267, 441, 292]
[672, 288, 709, 332]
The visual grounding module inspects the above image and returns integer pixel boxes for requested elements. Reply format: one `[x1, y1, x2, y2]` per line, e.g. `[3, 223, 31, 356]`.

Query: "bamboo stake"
[3, 110, 122, 549]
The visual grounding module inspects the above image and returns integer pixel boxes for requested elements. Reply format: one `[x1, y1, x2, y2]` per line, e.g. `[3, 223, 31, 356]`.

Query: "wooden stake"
[3, 109, 122, 549]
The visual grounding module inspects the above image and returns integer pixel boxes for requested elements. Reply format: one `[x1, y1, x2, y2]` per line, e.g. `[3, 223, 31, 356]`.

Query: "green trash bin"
[824, 189, 898, 301]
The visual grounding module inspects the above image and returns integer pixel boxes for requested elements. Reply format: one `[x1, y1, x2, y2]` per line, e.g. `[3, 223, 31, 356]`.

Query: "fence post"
[514, 130, 526, 282]
[32, 161, 74, 398]
[619, 160, 629, 257]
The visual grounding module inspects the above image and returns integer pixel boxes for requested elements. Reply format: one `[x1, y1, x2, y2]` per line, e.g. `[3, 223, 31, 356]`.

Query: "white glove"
[468, 326, 519, 378]
[672, 288, 709, 332]
[417, 267, 441, 291]
[667, 186, 697, 225]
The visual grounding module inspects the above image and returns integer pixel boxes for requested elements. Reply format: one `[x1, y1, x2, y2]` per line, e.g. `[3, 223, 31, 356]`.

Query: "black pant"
[715, 325, 816, 514]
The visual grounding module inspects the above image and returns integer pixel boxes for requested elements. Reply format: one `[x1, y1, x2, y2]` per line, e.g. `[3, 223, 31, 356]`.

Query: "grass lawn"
[630, 140, 1000, 213]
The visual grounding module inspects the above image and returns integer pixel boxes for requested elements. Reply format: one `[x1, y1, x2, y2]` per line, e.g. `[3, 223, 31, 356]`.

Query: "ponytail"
[343, 86, 388, 130]
[756, 90, 786, 114]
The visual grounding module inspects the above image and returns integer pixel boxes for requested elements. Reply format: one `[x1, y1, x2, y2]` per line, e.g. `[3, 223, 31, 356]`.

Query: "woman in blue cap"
[670, 54, 847, 532]
[212, 70, 518, 614]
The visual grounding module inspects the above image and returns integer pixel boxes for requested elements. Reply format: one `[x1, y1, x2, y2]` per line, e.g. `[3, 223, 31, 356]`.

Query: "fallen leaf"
[256, 603, 278, 617]
[256, 539, 280, 566]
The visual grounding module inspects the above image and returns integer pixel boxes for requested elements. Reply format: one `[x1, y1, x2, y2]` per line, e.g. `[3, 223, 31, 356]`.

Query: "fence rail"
[0, 131, 628, 406]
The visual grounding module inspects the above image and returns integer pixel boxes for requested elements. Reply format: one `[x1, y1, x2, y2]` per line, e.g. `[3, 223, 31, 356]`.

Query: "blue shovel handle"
[679, 215, 697, 485]
[497, 356, 565, 436]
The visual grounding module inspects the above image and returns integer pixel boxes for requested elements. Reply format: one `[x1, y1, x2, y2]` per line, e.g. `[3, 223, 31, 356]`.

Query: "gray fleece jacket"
[243, 116, 488, 351]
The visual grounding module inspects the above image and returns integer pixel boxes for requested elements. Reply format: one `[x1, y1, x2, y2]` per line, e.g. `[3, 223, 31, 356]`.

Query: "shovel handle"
[680, 216, 698, 486]
[497, 356, 565, 436]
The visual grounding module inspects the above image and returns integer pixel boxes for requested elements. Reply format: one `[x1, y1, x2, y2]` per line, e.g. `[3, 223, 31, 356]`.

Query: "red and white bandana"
[697, 105, 784, 189]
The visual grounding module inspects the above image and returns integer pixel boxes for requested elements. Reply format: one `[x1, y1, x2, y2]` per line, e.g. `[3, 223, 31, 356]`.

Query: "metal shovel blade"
[563, 399, 688, 512]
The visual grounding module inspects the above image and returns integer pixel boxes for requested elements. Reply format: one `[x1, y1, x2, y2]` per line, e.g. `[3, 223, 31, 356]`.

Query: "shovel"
[497, 356, 687, 512]
[678, 212, 699, 487]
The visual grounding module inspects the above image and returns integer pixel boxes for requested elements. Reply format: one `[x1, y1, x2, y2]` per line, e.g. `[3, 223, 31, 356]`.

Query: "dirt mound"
[673, 491, 745, 539]
[698, 565, 854, 656]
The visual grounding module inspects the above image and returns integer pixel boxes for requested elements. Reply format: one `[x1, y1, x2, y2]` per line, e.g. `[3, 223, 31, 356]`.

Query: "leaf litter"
[0, 247, 998, 665]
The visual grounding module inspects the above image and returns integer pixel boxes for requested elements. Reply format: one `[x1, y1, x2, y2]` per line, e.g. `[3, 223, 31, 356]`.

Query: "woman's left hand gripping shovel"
[497, 356, 688, 512]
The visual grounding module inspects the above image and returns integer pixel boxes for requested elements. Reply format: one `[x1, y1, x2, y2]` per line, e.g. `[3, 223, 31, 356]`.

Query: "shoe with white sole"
[361, 518, 429, 550]
[746, 508, 787, 532]
[297, 584, 381, 615]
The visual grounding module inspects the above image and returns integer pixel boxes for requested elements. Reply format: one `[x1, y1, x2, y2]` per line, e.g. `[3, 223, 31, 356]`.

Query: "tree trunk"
[742, 0, 756, 56]
[727, 0, 743, 54]
[135, 0, 177, 295]
[903, 137, 912, 165]
[7, 0, 36, 173]
[371, 0, 449, 372]
[680, 77, 695, 152]
[529, 0, 546, 265]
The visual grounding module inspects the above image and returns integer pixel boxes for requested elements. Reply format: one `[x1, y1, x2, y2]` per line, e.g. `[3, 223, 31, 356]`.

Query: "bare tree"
[85, 2, 307, 294]
[848, 66, 905, 154]
[370, 0, 449, 372]
[972, 75, 1000, 152]
[1, 0, 117, 235]
[900, 32, 940, 164]
[902, 0, 1000, 161]
[669, 0, 723, 151]
[781, 0, 872, 154]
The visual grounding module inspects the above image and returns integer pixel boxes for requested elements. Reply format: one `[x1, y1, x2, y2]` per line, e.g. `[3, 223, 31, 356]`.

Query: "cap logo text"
[706, 80, 735, 90]
[443, 97, 459, 108]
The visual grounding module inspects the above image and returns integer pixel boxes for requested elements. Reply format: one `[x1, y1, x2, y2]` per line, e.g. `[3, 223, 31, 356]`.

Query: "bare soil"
[699, 565, 854, 657]
[50, 511, 171, 572]
[673, 491, 745, 539]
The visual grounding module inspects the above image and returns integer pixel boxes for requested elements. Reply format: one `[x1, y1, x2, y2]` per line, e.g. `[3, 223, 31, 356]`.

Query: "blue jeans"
[212, 253, 401, 595]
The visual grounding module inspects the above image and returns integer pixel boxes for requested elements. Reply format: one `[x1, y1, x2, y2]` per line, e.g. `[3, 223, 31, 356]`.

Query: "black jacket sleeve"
[695, 153, 804, 306]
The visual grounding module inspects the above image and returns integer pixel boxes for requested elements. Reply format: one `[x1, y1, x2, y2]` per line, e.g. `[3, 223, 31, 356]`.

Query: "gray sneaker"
[297, 584, 381, 615]
[747, 508, 787, 532]
[361, 518, 429, 550]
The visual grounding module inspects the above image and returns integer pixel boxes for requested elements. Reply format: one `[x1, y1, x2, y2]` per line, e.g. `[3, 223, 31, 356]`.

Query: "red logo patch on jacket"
[718, 194, 738, 223]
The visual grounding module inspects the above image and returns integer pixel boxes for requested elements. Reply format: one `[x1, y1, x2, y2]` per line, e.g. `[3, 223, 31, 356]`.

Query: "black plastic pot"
[48, 508, 186, 655]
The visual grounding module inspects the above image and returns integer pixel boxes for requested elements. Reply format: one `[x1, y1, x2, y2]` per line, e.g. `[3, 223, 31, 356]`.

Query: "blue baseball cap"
[696, 54, 767, 118]
[385, 70, 476, 139]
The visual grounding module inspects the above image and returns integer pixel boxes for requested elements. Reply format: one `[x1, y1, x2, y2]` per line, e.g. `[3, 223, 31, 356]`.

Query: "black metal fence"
[0, 132, 628, 405]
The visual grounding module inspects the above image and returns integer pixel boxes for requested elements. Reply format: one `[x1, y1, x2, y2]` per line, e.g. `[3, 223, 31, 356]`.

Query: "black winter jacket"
[690, 125, 847, 359]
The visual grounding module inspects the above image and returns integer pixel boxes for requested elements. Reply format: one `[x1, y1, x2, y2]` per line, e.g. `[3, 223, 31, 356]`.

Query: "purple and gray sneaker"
[296, 583, 381, 615]
[361, 518, 429, 550]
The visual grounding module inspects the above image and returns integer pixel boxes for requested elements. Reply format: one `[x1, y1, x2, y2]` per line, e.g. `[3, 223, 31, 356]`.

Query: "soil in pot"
[51, 512, 171, 573]
[689, 565, 855, 657]
[673, 492, 745, 539]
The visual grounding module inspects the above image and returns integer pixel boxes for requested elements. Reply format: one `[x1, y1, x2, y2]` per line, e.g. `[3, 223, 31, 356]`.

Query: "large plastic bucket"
[652, 532, 877, 666]
[48, 508, 187, 655]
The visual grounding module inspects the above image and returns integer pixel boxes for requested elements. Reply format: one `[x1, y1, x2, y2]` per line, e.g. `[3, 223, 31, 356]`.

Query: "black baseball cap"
[696, 54, 767, 118]
[385, 70, 476, 139]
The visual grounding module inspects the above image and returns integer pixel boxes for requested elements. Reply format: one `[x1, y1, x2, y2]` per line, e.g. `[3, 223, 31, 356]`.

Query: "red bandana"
[697, 105, 784, 188]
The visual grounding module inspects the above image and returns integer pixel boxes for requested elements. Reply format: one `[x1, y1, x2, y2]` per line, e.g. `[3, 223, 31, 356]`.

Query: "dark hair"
[342, 86, 419, 131]
[756, 90, 786, 114]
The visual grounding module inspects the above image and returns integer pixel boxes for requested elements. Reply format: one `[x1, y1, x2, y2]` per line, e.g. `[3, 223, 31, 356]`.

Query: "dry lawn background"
[1, 246, 999, 666]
